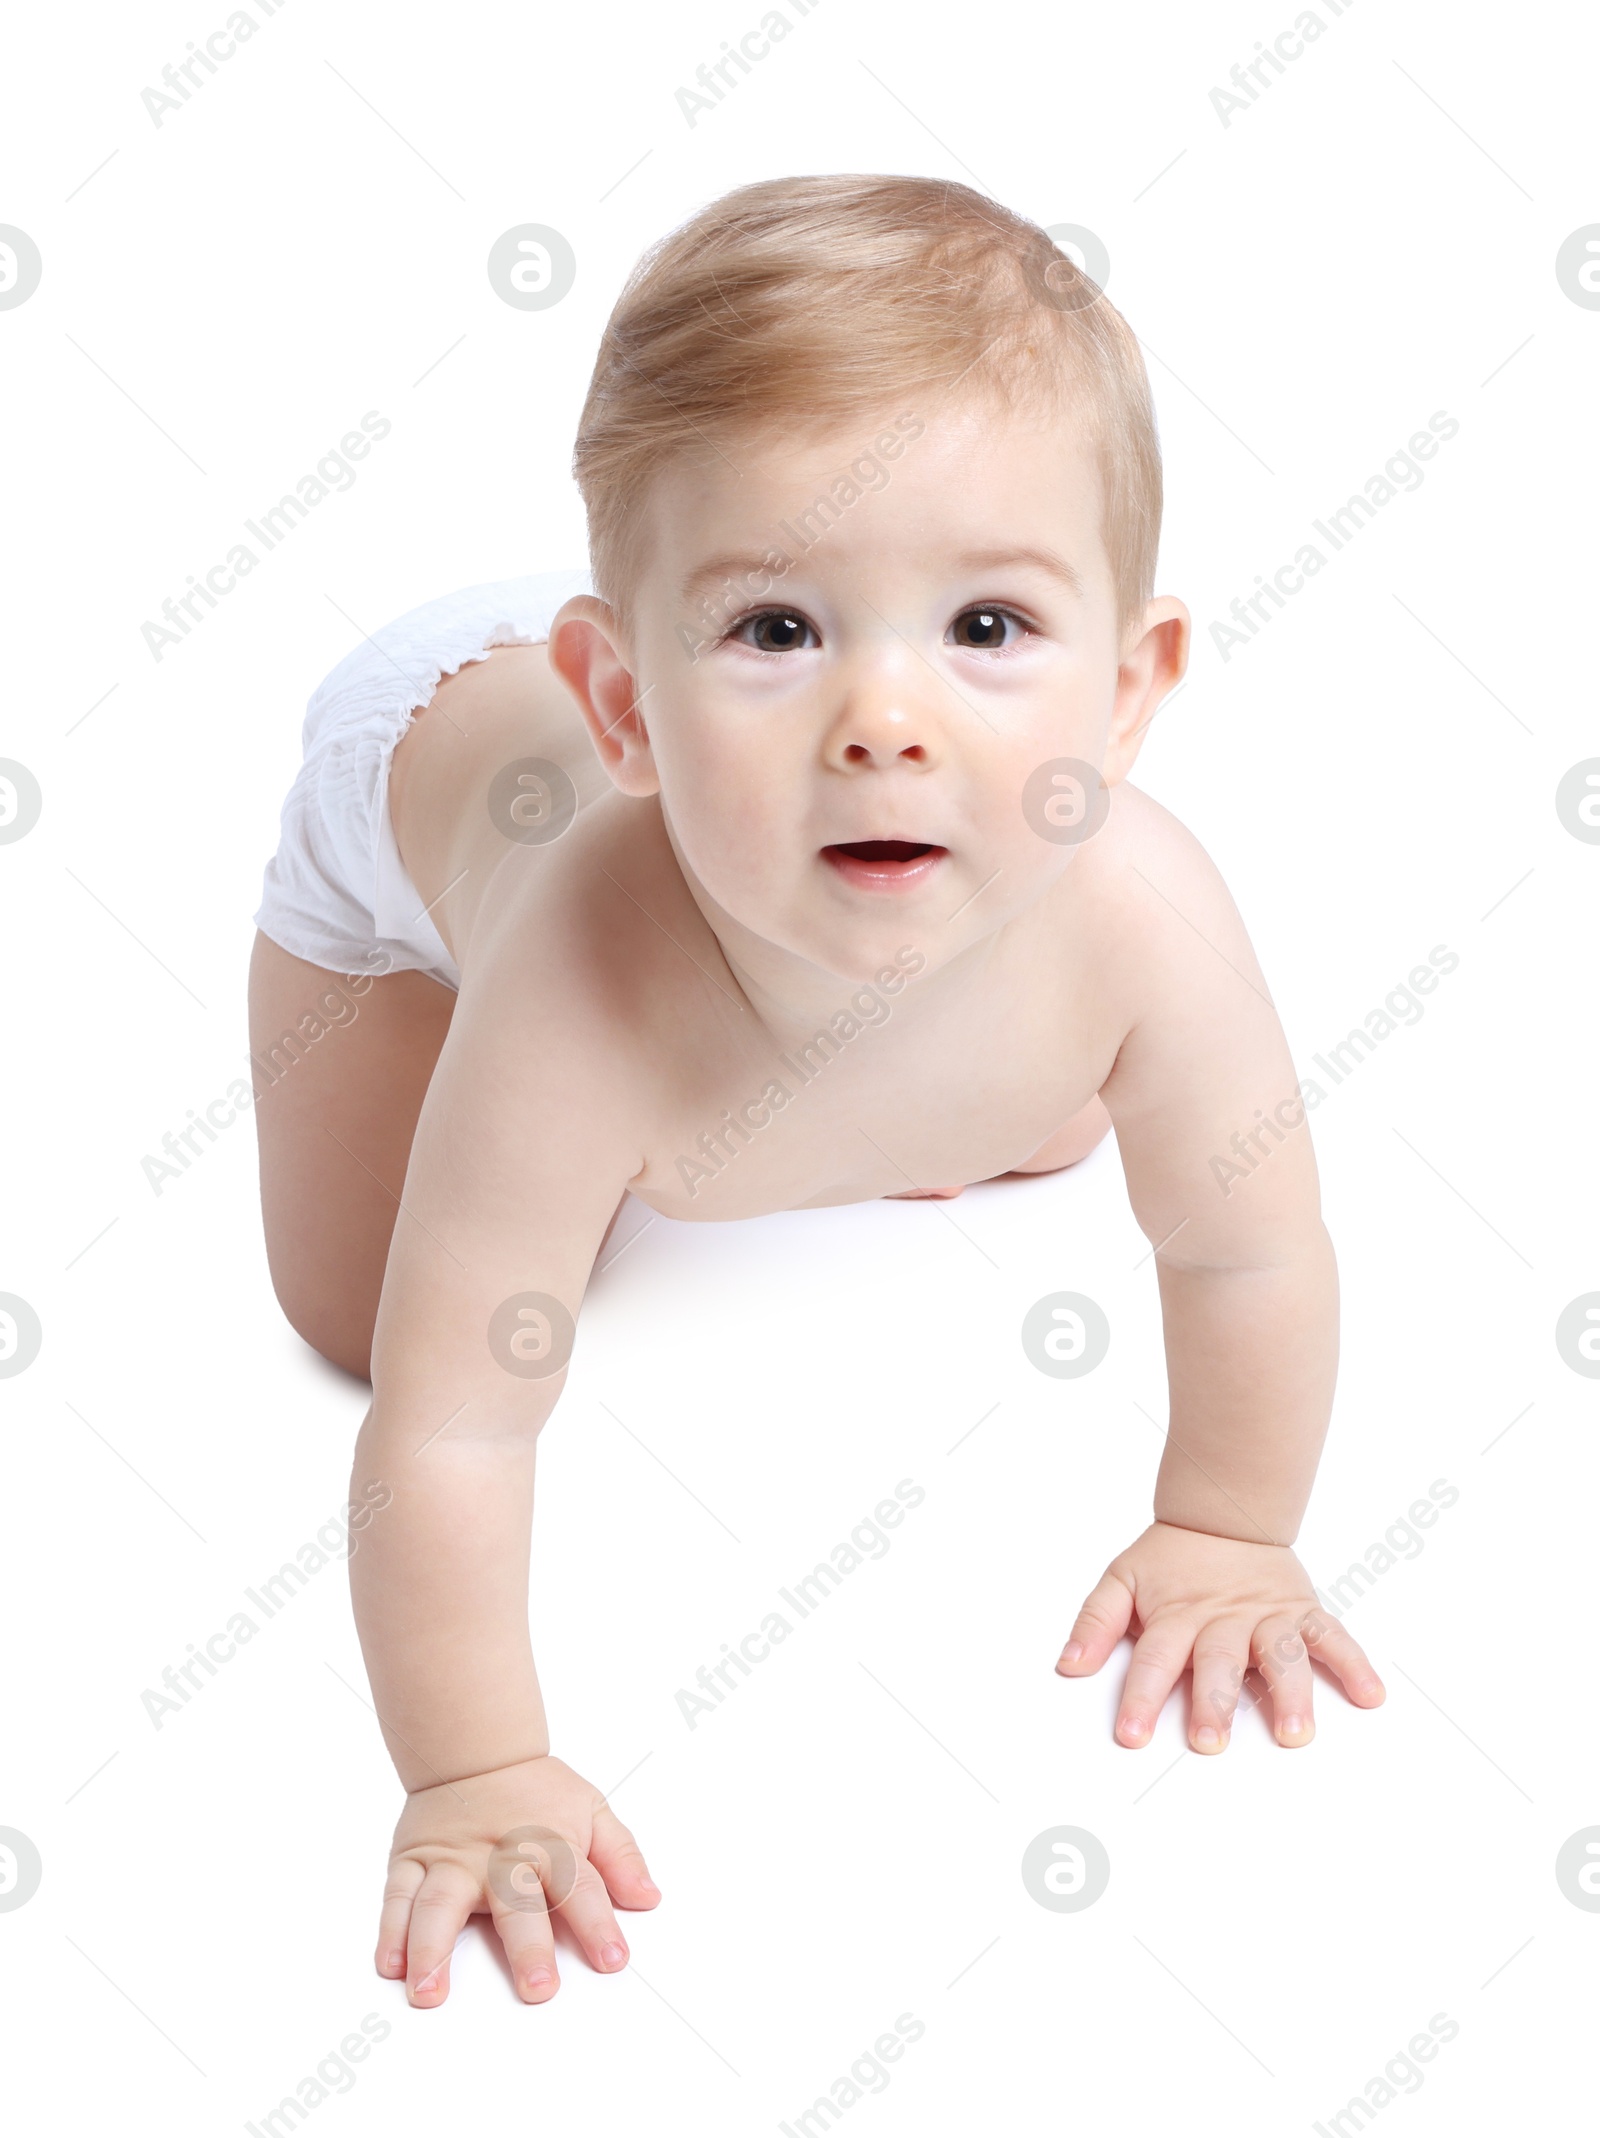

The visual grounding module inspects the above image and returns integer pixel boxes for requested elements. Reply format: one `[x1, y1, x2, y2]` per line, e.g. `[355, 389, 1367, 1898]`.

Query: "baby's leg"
[249, 932, 455, 1380]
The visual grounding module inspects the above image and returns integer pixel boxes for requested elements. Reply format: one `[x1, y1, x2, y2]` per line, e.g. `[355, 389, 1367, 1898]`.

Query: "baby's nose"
[825, 683, 941, 770]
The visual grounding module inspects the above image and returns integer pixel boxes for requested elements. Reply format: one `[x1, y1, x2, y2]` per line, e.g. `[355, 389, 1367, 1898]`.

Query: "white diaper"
[253, 569, 594, 991]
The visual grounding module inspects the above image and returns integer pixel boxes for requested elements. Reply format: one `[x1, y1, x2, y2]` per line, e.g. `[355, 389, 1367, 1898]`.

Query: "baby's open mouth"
[821, 839, 948, 890]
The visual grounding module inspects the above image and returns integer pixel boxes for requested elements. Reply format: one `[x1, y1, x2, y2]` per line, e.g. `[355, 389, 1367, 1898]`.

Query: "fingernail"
[1278, 1716, 1310, 1743]
[1061, 1641, 1084, 1664]
[522, 1968, 555, 1997]
[1194, 1726, 1220, 1751]
[1119, 1715, 1149, 1742]
[412, 1968, 441, 1999]
[600, 1941, 628, 1969]
[640, 1878, 660, 1896]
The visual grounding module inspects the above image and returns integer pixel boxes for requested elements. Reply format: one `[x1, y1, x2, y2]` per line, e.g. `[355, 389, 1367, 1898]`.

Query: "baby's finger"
[487, 1883, 560, 2003]
[589, 1803, 662, 1911]
[1116, 1623, 1193, 1747]
[1253, 1615, 1315, 1746]
[1188, 1619, 1252, 1752]
[376, 1858, 426, 1980]
[1300, 1608, 1386, 1707]
[553, 1860, 631, 1976]
[1057, 1570, 1134, 1676]
[405, 1860, 478, 2006]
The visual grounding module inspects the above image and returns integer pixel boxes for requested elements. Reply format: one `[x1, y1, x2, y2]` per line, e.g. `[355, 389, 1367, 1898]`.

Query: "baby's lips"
[826, 836, 939, 856]
[820, 839, 950, 889]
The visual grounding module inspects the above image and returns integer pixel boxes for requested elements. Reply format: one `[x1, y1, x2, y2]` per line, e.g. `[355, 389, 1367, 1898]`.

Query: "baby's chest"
[631, 1017, 1105, 1220]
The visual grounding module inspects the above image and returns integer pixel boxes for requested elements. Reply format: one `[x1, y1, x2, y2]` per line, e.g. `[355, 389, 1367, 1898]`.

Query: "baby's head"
[549, 174, 1188, 987]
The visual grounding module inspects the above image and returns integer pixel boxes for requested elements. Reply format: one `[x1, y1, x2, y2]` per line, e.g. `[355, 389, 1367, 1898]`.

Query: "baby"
[248, 174, 1384, 2010]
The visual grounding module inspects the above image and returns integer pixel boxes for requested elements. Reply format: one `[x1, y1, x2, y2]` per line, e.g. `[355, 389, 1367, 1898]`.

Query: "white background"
[2, 0, 1597, 2131]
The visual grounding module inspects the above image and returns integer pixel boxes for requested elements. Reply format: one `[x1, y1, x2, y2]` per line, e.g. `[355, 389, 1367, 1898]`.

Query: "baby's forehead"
[656, 391, 1097, 516]
[687, 382, 1095, 479]
[642, 396, 1108, 578]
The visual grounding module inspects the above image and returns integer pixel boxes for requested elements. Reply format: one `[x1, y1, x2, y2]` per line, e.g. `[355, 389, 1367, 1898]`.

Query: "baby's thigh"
[248, 932, 455, 1379]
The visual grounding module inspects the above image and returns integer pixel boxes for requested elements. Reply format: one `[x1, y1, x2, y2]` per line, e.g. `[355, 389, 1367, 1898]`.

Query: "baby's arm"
[1059, 810, 1385, 1751]
[348, 956, 658, 2006]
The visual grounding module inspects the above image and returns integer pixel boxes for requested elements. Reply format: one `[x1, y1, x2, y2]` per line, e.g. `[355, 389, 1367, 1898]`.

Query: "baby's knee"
[271, 1269, 374, 1382]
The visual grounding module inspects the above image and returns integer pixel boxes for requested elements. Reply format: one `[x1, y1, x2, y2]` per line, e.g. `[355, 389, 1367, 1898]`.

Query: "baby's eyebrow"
[678, 553, 793, 610]
[675, 544, 1086, 614]
[954, 546, 1085, 596]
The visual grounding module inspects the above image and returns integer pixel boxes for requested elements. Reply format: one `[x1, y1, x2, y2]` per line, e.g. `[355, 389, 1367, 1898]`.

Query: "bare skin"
[249, 391, 1383, 2010]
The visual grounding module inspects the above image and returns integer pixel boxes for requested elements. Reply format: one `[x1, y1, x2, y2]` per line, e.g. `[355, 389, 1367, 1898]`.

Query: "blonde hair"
[572, 174, 1162, 641]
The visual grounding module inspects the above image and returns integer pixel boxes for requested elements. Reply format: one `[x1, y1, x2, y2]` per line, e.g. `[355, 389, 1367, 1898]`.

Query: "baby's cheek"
[665, 730, 782, 837]
[673, 789, 792, 907]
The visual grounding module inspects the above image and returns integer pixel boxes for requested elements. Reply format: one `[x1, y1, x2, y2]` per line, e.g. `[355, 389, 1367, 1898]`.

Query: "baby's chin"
[685, 840, 1014, 986]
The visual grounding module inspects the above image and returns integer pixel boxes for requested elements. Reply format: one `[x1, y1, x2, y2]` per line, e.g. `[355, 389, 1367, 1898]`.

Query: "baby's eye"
[731, 610, 818, 653]
[949, 606, 1029, 651]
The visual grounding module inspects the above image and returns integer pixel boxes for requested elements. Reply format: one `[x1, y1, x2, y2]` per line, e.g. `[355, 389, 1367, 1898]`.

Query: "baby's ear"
[1104, 597, 1189, 785]
[546, 597, 659, 798]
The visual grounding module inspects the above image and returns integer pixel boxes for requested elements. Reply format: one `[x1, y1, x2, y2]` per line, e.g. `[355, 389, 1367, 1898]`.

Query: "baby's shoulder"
[1086, 779, 1239, 932]
[463, 795, 740, 1076]
[1062, 781, 1265, 1034]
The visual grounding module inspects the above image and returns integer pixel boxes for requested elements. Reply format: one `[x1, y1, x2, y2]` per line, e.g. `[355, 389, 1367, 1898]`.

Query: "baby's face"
[608, 394, 1173, 984]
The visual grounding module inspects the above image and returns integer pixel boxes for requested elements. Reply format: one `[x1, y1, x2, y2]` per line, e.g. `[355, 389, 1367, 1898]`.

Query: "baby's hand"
[1056, 1521, 1385, 1752]
[376, 1754, 660, 2006]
